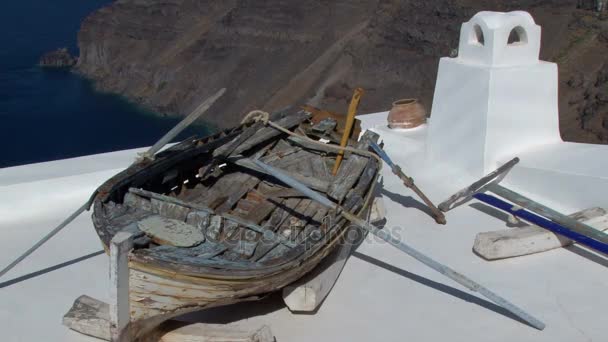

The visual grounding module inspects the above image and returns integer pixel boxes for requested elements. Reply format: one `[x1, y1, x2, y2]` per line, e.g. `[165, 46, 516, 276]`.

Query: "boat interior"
[92, 110, 380, 275]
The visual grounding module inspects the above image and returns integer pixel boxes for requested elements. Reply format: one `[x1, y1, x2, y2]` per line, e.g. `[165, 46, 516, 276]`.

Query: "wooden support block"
[282, 226, 357, 312]
[138, 216, 205, 247]
[110, 232, 134, 342]
[369, 197, 386, 224]
[63, 296, 275, 342]
[63, 295, 111, 341]
[473, 207, 608, 260]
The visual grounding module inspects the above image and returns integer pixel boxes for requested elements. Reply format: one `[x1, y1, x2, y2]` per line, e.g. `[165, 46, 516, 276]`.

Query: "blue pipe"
[473, 193, 608, 255]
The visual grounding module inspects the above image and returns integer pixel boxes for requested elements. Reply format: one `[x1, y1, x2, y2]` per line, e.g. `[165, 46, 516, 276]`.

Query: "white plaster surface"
[2, 11, 608, 341]
[428, 11, 561, 177]
[2, 123, 608, 341]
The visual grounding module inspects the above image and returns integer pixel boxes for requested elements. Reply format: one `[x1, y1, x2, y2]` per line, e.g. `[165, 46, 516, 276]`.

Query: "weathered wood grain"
[63, 295, 111, 340]
[138, 216, 205, 248]
[215, 172, 263, 214]
[129, 188, 294, 248]
[110, 232, 134, 342]
[474, 207, 608, 260]
[231, 110, 310, 156]
[230, 157, 330, 193]
[90, 110, 382, 339]
[282, 225, 356, 312]
[62, 296, 275, 342]
[328, 130, 379, 202]
[252, 198, 301, 261]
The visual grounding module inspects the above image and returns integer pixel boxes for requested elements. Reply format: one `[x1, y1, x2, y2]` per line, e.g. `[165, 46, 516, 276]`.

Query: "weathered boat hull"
[91, 109, 380, 340]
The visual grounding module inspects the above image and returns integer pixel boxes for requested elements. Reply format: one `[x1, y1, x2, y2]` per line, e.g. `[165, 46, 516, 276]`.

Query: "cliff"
[76, 0, 608, 143]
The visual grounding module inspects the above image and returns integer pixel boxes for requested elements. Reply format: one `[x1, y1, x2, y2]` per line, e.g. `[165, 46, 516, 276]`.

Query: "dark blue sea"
[0, 0, 210, 168]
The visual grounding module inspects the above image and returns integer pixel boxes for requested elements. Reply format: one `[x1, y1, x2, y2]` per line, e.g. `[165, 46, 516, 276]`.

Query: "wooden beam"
[230, 110, 310, 156]
[282, 225, 356, 312]
[474, 207, 608, 260]
[110, 232, 134, 342]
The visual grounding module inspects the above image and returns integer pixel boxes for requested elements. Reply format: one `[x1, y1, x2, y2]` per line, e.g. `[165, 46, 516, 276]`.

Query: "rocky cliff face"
[77, 0, 608, 143]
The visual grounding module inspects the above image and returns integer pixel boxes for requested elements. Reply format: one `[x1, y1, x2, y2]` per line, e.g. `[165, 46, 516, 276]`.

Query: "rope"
[240, 110, 269, 125]
[242, 110, 382, 164]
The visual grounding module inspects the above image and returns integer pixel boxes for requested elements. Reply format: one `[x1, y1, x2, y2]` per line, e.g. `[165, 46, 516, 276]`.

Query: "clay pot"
[387, 99, 426, 129]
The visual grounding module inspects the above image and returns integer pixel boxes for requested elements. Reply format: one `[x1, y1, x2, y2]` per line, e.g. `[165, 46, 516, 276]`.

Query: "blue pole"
[473, 193, 608, 255]
[369, 141, 396, 169]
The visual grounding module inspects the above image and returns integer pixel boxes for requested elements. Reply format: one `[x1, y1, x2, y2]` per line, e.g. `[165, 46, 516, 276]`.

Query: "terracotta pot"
[387, 99, 426, 129]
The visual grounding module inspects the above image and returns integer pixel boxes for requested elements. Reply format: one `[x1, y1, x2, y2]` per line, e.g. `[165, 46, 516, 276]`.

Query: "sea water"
[0, 0, 210, 168]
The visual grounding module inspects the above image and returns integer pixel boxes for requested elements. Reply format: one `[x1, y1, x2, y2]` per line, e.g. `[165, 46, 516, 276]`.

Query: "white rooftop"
[1, 114, 608, 341]
[2, 10, 608, 342]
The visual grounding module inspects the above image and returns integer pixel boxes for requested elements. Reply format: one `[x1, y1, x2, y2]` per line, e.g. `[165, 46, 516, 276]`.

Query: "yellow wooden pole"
[332, 87, 364, 175]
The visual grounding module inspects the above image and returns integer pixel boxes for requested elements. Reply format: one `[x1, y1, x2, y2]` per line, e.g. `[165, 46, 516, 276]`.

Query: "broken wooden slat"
[211, 121, 264, 158]
[474, 207, 608, 260]
[243, 198, 277, 224]
[310, 118, 337, 135]
[230, 157, 330, 193]
[328, 131, 379, 202]
[230, 110, 310, 156]
[128, 188, 295, 247]
[252, 198, 301, 261]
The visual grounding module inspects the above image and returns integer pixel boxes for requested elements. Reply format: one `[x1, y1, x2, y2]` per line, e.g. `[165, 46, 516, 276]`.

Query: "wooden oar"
[369, 141, 446, 224]
[0, 88, 226, 279]
[251, 158, 546, 330]
[332, 87, 364, 175]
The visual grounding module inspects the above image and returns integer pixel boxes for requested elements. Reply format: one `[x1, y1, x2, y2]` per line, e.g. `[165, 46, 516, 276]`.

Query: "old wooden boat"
[91, 109, 380, 339]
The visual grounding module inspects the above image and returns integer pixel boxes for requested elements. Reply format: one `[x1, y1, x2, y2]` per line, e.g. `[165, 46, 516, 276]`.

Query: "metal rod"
[474, 192, 608, 255]
[370, 141, 446, 224]
[0, 91, 227, 279]
[332, 87, 364, 175]
[486, 183, 608, 246]
[252, 158, 545, 330]
[144, 88, 226, 159]
[438, 157, 520, 212]
[0, 202, 89, 278]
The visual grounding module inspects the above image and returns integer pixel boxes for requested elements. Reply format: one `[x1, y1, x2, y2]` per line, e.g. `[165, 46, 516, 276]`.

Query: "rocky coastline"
[74, 0, 608, 143]
[39, 48, 77, 68]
